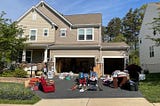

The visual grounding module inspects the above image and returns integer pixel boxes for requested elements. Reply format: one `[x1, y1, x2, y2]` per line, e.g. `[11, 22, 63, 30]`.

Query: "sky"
[0, 0, 159, 26]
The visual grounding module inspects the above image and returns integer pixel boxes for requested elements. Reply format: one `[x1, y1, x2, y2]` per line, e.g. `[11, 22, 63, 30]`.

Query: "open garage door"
[56, 57, 95, 73]
[104, 58, 124, 74]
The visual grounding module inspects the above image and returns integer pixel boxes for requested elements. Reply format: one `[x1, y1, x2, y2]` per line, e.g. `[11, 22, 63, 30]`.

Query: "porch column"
[22, 49, 26, 62]
[43, 48, 48, 62]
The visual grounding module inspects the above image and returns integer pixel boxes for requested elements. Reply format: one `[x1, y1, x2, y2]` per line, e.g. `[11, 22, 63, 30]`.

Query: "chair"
[39, 77, 55, 93]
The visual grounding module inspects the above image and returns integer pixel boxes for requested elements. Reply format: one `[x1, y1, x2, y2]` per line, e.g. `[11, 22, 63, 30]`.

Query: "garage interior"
[104, 58, 124, 74]
[56, 58, 95, 73]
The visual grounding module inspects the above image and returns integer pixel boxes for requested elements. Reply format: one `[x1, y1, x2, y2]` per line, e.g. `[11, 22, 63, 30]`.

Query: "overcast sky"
[0, 0, 159, 26]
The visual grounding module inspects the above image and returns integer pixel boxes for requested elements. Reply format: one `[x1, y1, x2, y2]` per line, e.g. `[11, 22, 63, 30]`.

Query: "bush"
[0, 82, 40, 104]
[0, 70, 14, 77]
[143, 70, 149, 74]
[0, 68, 27, 78]
[13, 68, 27, 78]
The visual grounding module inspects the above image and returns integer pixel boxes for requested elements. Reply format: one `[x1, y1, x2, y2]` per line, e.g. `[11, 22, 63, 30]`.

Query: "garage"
[55, 57, 95, 73]
[104, 58, 124, 74]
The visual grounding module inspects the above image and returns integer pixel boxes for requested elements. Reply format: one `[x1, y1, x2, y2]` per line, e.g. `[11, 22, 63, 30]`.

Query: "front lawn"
[0, 82, 40, 104]
[139, 73, 160, 103]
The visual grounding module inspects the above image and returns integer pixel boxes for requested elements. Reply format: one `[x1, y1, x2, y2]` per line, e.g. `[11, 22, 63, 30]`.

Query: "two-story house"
[139, 2, 160, 73]
[17, 1, 129, 75]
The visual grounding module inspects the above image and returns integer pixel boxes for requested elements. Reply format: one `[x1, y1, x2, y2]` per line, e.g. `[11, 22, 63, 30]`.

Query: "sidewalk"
[0, 98, 160, 106]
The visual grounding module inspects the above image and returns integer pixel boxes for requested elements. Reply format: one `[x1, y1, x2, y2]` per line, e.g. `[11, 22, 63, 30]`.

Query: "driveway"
[34, 76, 143, 99]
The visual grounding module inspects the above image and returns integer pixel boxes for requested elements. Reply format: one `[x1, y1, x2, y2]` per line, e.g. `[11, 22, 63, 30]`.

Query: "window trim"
[149, 46, 154, 58]
[29, 29, 37, 41]
[77, 28, 94, 41]
[43, 28, 49, 37]
[60, 28, 67, 37]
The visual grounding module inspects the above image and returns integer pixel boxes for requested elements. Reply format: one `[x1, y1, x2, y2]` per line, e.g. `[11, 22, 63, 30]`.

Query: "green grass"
[0, 82, 40, 104]
[139, 73, 160, 103]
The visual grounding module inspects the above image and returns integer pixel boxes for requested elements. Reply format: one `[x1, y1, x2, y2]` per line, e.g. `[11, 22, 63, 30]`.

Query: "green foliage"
[0, 11, 27, 63]
[122, 7, 146, 50]
[111, 34, 126, 42]
[0, 82, 40, 104]
[148, 15, 160, 46]
[129, 50, 140, 65]
[0, 68, 27, 78]
[13, 68, 27, 78]
[139, 73, 160, 103]
[0, 70, 14, 77]
[106, 17, 122, 41]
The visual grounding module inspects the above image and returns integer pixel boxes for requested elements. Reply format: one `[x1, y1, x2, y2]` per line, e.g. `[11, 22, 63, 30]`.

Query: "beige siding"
[18, 11, 55, 43]
[50, 50, 99, 60]
[37, 5, 100, 45]
[102, 51, 125, 57]
[54, 27, 100, 45]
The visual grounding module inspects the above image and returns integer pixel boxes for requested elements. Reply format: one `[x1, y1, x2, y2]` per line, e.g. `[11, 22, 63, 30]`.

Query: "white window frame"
[77, 28, 94, 41]
[29, 29, 37, 41]
[149, 46, 154, 58]
[43, 28, 49, 36]
[60, 28, 67, 37]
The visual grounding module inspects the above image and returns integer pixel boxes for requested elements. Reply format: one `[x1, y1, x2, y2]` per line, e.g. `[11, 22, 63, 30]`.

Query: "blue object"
[79, 72, 84, 79]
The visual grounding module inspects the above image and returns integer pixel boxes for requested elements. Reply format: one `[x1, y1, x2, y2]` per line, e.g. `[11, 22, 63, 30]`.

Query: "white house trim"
[17, 6, 57, 27]
[36, 1, 72, 26]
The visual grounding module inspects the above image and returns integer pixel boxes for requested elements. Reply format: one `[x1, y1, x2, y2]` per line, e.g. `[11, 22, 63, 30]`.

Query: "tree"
[111, 33, 126, 42]
[148, 16, 160, 46]
[122, 5, 146, 50]
[101, 26, 107, 42]
[106, 17, 122, 41]
[0, 11, 27, 64]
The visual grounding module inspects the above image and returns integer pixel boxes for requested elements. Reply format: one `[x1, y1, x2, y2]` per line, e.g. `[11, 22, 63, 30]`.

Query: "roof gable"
[17, 6, 57, 27]
[17, 1, 102, 27]
[36, 1, 72, 26]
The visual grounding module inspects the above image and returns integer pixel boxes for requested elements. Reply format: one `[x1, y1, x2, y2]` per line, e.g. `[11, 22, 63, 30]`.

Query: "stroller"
[87, 71, 98, 91]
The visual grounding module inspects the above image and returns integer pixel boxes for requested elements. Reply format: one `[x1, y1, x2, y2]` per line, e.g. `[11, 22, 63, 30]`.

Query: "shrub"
[143, 70, 149, 74]
[0, 70, 13, 77]
[0, 82, 40, 104]
[13, 68, 27, 78]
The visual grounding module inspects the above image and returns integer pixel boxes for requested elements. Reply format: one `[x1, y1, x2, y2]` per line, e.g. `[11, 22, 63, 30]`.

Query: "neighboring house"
[17, 1, 129, 75]
[139, 2, 160, 73]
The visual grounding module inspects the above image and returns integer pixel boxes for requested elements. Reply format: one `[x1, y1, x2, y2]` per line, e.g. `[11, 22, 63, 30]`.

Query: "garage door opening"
[56, 58, 95, 73]
[104, 58, 124, 74]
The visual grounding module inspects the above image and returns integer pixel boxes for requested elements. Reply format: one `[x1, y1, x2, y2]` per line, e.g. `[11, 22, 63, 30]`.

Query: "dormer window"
[60, 28, 67, 37]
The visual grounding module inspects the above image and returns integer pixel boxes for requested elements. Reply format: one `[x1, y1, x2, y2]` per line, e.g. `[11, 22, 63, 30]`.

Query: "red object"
[29, 78, 40, 86]
[33, 86, 39, 91]
[79, 78, 87, 85]
[39, 77, 55, 93]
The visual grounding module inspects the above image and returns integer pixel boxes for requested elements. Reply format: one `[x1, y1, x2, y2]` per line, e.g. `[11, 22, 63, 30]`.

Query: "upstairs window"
[78, 28, 94, 41]
[43, 28, 49, 36]
[149, 46, 154, 57]
[60, 28, 67, 37]
[78, 29, 85, 40]
[86, 28, 93, 40]
[30, 29, 37, 41]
